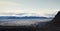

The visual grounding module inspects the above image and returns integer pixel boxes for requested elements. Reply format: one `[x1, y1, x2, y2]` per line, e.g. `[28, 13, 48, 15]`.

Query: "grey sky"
[0, 0, 60, 9]
[0, 0, 60, 17]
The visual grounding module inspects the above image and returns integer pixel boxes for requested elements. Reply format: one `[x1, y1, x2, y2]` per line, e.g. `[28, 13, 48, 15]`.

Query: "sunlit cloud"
[0, 1, 24, 14]
[0, 1, 60, 17]
[0, 1, 22, 6]
[0, 8, 59, 17]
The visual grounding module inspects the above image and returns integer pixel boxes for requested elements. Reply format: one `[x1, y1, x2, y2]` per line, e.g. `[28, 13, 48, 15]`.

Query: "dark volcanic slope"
[48, 11, 60, 31]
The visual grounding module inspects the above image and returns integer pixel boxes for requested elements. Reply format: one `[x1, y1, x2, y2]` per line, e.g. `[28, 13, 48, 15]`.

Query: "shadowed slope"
[51, 11, 60, 22]
[48, 11, 60, 31]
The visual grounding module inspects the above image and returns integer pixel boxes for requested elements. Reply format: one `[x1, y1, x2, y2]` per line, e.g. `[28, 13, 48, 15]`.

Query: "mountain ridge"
[0, 16, 52, 19]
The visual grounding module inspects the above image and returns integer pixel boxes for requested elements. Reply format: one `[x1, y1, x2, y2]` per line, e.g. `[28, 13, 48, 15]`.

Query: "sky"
[0, 0, 60, 17]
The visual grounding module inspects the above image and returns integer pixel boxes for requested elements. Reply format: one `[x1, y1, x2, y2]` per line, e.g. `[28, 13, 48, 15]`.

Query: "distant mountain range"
[0, 16, 52, 19]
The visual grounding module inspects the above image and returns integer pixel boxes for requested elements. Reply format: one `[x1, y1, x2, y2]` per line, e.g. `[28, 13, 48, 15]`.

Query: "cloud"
[0, 20, 38, 26]
[0, 9, 59, 17]
[0, 1, 22, 6]
[0, 1, 60, 17]
[20, 9, 59, 17]
[0, 1, 24, 14]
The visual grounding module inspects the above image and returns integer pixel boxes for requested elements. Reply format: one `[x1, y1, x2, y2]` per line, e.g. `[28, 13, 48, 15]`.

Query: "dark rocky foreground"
[47, 11, 60, 31]
[0, 26, 47, 31]
[0, 11, 60, 31]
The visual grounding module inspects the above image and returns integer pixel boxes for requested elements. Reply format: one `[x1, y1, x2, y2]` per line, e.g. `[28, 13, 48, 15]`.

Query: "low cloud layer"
[0, 19, 50, 26]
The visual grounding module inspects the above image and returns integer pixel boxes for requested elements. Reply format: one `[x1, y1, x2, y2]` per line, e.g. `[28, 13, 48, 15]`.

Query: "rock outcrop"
[48, 11, 60, 31]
